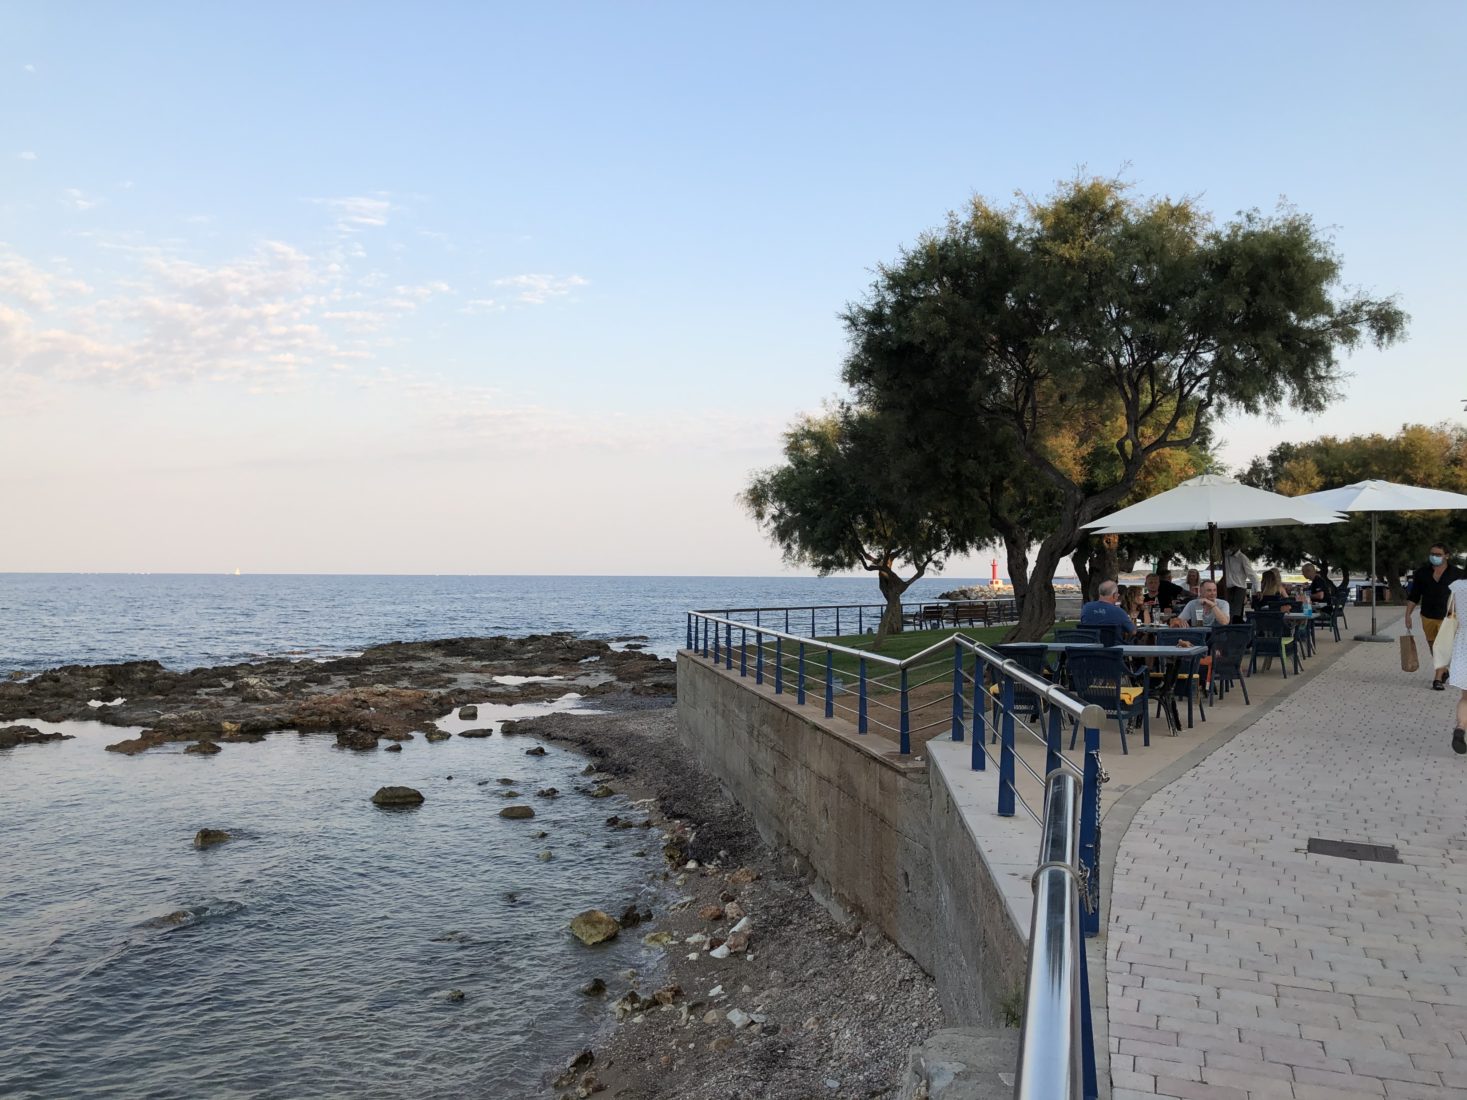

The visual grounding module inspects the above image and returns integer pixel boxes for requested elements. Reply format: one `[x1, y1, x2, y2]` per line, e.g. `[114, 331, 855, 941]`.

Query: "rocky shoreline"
[1, 634, 941, 1098]
[0, 633, 675, 754]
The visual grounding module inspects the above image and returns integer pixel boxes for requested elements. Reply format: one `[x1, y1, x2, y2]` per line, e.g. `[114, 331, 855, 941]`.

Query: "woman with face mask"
[1405, 543, 1465, 691]
[1445, 572, 1467, 754]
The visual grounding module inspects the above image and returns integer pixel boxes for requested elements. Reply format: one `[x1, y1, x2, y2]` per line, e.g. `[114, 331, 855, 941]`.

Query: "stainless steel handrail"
[1014, 769, 1085, 1100]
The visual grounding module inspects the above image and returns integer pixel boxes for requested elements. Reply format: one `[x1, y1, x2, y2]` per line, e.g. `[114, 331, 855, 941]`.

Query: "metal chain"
[1088, 749, 1110, 786]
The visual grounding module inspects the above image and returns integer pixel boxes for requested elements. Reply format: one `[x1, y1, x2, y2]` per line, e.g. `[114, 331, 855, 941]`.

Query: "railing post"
[686, 613, 693, 650]
[701, 617, 709, 658]
[713, 620, 720, 664]
[858, 607, 863, 634]
[811, 608, 816, 637]
[971, 653, 986, 770]
[899, 666, 910, 755]
[1081, 720, 1102, 935]
[739, 628, 748, 677]
[824, 650, 834, 718]
[725, 621, 733, 670]
[774, 637, 783, 694]
[1080, 941, 1100, 1100]
[858, 658, 868, 733]
[755, 631, 764, 685]
[784, 609, 790, 632]
[797, 642, 806, 704]
[835, 607, 841, 636]
[1047, 703, 1063, 779]
[950, 645, 964, 742]
[755, 610, 761, 628]
[998, 679, 1016, 816]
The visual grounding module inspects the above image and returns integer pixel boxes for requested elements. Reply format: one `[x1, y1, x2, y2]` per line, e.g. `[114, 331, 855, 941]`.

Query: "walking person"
[1223, 546, 1258, 621]
[1443, 574, 1467, 753]
[1405, 543, 1465, 691]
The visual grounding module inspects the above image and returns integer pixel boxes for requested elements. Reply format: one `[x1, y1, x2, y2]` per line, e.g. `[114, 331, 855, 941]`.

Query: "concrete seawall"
[676, 652, 1030, 1025]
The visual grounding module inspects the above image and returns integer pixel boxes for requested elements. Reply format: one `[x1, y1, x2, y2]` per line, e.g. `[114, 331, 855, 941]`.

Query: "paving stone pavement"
[1107, 625, 1467, 1100]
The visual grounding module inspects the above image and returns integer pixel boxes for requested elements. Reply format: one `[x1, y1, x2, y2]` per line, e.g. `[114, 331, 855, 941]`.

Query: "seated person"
[1156, 569, 1189, 609]
[1184, 568, 1202, 595]
[1251, 569, 1290, 611]
[1171, 579, 1232, 627]
[1079, 579, 1138, 639]
[1300, 563, 1333, 605]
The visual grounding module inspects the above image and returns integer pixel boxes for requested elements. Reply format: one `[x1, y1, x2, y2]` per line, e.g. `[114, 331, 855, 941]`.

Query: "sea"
[0, 572, 1002, 1100]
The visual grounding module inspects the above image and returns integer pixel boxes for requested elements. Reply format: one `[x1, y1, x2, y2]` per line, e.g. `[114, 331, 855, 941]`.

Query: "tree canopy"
[840, 176, 1408, 637]
[1240, 422, 1467, 593]
[742, 405, 991, 639]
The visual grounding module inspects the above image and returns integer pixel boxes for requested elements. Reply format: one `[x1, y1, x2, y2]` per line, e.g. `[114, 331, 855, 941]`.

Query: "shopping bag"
[1432, 598, 1457, 671]
[1400, 634, 1420, 673]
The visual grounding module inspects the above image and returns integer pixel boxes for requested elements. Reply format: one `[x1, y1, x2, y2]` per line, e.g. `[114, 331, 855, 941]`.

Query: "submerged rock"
[588, 784, 615, 798]
[185, 740, 222, 755]
[459, 727, 494, 738]
[525, 746, 548, 756]
[499, 805, 535, 820]
[580, 977, 606, 996]
[536, 787, 559, 798]
[569, 909, 621, 945]
[385, 743, 403, 752]
[371, 785, 425, 807]
[424, 730, 451, 743]
[446, 988, 465, 1002]
[194, 828, 232, 848]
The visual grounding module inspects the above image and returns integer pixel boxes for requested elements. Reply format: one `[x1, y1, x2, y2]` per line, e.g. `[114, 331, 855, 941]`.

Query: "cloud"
[310, 194, 392, 233]
[62, 188, 101, 211]
[18, 151, 37, 161]
[0, 249, 91, 308]
[23, 64, 36, 73]
[491, 273, 589, 305]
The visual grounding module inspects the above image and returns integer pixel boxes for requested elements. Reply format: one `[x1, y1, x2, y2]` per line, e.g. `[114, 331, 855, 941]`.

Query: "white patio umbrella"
[1295, 479, 1467, 641]
[1083, 475, 1345, 570]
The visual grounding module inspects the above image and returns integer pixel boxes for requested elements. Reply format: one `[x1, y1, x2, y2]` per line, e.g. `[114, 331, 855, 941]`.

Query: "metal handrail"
[1014, 771, 1083, 1098]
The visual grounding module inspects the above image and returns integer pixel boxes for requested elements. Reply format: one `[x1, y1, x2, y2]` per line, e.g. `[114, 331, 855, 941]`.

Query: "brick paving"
[1107, 624, 1467, 1099]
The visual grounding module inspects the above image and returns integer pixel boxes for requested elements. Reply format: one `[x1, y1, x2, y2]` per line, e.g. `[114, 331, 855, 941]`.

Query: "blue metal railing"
[683, 609, 1103, 1099]
[692, 599, 1029, 640]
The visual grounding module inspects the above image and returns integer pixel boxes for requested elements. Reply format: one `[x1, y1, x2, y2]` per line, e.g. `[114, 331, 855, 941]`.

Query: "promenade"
[1105, 613, 1467, 1099]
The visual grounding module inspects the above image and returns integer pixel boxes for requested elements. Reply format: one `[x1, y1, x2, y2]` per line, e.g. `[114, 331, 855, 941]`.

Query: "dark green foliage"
[743, 405, 992, 638]
[840, 177, 1407, 637]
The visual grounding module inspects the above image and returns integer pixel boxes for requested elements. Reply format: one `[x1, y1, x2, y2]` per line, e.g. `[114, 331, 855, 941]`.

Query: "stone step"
[897, 1027, 1020, 1100]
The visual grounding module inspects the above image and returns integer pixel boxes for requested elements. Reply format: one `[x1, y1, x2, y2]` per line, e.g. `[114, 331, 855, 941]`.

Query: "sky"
[3, 2, 1464, 575]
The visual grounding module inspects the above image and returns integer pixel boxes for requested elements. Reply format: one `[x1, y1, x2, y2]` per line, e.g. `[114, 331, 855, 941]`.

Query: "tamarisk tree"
[743, 405, 989, 641]
[842, 177, 1407, 639]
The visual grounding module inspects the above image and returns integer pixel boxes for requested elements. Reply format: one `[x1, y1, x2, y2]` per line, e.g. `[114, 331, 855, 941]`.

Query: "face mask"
[1429, 554, 1445, 566]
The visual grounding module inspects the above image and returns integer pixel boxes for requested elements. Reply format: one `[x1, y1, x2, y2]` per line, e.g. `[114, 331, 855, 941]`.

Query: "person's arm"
[1404, 568, 1419, 629]
[1209, 598, 1230, 625]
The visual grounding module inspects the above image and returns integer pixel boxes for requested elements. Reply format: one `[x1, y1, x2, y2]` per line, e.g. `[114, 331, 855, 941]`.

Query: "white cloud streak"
[492, 273, 589, 305]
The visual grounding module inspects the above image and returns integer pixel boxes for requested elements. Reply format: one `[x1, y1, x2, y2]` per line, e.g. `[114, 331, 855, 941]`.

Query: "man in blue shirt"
[1080, 580, 1137, 638]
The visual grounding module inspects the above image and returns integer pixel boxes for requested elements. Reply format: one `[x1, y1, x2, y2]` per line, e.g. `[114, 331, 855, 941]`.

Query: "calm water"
[0, 572, 1002, 675]
[0, 699, 666, 1099]
[0, 572, 1007, 1098]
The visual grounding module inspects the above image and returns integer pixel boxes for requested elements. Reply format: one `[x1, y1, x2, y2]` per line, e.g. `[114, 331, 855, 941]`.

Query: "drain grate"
[1307, 837, 1401, 863]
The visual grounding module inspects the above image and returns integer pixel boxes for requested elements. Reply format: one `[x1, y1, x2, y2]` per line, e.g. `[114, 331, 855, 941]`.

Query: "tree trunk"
[1007, 512, 1084, 641]
[1071, 549, 1092, 603]
[874, 567, 910, 644]
[998, 527, 1031, 616]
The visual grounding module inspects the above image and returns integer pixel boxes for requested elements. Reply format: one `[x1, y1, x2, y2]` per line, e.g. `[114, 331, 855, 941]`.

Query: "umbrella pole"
[1209, 523, 1217, 582]
[1356, 510, 1390, 642]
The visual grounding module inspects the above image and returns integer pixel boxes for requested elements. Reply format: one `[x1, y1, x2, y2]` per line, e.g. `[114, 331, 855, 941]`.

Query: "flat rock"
[371, 785, 425, 806]
[458, 705, 478, 720]
[424, 730, 451, 743]
[0, 724, 73, 749]
[185, 740, 222, 755]
[459, 727, 494, 738]
[569, 909, 621, 945]
[499, 805, 535, 819]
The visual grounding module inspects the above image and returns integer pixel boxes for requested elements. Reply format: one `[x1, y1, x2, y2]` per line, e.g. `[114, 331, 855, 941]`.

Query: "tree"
[842, 176, 1408, 638]
[1241, 422, 1467, 595]
[743, 405, 991, 641]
